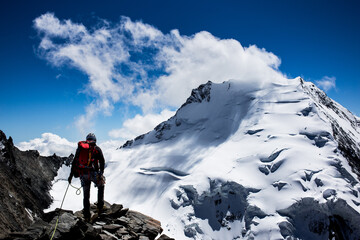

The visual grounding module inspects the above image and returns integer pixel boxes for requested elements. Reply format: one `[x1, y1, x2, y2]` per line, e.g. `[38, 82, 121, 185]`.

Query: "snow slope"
[49, 77, 360, 239]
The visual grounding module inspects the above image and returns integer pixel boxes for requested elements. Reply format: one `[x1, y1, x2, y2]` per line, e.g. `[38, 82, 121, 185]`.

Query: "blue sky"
[1, 0, 359, 144]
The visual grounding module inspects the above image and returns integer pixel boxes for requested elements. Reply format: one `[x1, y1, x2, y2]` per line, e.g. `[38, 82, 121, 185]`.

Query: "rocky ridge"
[300, 78, 360, 179]
[0, 130, 71, 237]
[4, 202, 173, 240]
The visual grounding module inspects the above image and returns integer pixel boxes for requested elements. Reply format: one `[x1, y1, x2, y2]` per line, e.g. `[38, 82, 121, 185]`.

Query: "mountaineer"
[68, 133, 105, 221]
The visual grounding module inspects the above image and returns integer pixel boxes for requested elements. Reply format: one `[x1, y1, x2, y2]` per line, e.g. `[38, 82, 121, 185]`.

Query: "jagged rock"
[174, 180, 261, 232]
[116, 216, 131, 226]
[180, 81, 212, 109]
[108, 204, 123, 217]
[126, 210, 163, 240]
[277, 197, 360, 239]
[260, 148, 288, 163]
[184, 223, 203, 238]
[4, 219, 48, 240]
[323, 189, 336, 199]
[157, 234, 175, 240]
[103, 224, 122, 233]
[121, 140, 134, 149]
[116, 227, 129, 235]
[0, 129, 71, 238]
[258, 165, 270, 175]
[100, 233, 116, 240]
[272, 181, 287, 191]
[4, 203, 165, 240]
[119, 208, 129, 217]
[314, 177, 324, 187]
[155, 123, 171, 139]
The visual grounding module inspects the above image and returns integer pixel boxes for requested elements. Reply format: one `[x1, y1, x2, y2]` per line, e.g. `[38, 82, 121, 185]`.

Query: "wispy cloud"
[34, 13, 286, 139]
[316, 76, 336, 92]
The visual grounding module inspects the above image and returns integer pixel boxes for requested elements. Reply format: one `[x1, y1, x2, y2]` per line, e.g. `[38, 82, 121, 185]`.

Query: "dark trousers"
[80, 171, 105, 218]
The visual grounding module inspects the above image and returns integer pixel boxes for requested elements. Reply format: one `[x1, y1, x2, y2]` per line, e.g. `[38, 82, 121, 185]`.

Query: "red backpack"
[75, 141, 99, 176]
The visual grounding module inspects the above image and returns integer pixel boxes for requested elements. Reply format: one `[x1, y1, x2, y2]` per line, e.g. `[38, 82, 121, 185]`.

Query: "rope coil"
[70, 183, 82, 195]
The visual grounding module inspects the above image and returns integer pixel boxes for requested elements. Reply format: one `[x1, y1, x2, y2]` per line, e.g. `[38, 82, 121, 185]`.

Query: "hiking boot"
[83, 210, 91, 222]
[90, 213, 98, 223]
[97, 204, 108, 214]
[84, 216, 91, 223]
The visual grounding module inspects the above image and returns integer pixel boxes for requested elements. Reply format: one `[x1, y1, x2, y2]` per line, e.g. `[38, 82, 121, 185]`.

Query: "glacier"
[49, 77, 360, 239]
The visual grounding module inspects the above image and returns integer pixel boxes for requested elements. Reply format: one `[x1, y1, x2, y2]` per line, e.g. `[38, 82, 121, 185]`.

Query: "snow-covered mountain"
[51, 77, 360, 239]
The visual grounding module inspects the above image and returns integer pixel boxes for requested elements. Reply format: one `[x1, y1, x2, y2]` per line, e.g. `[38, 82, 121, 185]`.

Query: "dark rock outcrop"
[0, 130, 72, 238]
[180, 81, 212, 108]
[4, 202, 170, 240]
[171, 179, 263, 236]
[277, 198, 360, 240]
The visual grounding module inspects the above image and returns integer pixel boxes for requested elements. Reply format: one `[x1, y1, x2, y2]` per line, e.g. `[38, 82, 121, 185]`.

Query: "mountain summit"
[52, 77, 360, 239]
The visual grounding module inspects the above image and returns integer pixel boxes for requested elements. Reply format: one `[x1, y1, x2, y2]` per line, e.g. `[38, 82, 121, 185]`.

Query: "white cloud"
[98, 140, 125, 152]
[34, 12, 87, 39]
[316, 76, 336, 92]
[34, 14, 131, 134]
[144, 31, 285, 108]
[122, 16, 163, 44]
[17, 133, 76, 157]
[34, 13, 286, 136]
[16, 133, 123, 161]
[108, 109, 175, 139]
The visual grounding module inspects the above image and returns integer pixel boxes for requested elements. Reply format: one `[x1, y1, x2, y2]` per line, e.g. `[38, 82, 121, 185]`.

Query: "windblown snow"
[49, 77, 360, 239]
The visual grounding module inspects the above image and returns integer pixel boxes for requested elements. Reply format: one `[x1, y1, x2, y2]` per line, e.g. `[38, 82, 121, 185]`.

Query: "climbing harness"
[49, 183, 82, 240]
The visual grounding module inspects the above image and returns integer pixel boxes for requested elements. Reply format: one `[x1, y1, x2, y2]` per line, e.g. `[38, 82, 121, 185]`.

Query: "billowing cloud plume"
[149, 31, 285, 108]
[17, 133, 76, 157]
[108, 109, 175, 139]
[34, 13, 286, 138]
[316, 76, 336, 92]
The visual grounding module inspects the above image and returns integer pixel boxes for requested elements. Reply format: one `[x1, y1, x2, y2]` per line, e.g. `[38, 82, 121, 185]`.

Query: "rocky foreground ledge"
[4, 202, 174, 240]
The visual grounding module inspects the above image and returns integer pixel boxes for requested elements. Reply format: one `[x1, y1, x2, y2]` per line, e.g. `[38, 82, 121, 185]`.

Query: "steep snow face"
[121, 80, 258, 149]
[49, 78, 360, 239]
[300, 79, 360, 178]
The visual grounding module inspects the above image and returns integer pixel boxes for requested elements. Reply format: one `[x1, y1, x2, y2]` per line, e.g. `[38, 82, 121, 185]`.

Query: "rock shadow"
[278, 198, 360, 240]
